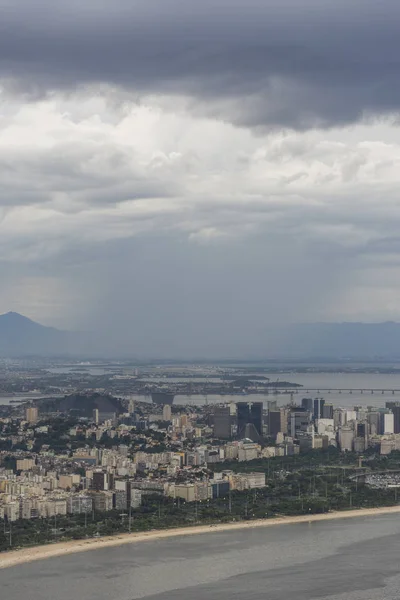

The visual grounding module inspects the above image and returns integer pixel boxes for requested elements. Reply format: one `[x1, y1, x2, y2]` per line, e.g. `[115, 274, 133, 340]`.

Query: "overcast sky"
[1, 0, 400, 356]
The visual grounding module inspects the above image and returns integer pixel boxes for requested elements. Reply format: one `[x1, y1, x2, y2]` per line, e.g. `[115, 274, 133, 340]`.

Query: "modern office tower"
[322, 403, 334, 419]
[213, 406, 231, 439]
[356, 422, 367, 438]
[237, 402, 263, 440]
[289, 410, 312, 437]
[386, 402, 400, 433]
[268, 410, 282, 437]
[268, 408, 288, 437]
[301, 397, 325, 420]
[382, 412, 394, 435]
[384, 412, 395, 434]
[339, 426, 354, 451]
[301, 398, 313, 413]
[367, 410, 381, 435]
[265, 400, 278, 411]
[313, 398, 325, 420]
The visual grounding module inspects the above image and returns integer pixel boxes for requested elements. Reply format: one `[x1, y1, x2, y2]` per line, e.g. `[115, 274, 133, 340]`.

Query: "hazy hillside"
[2, 311, 400, 359]
[0, 312, 72, 357]
[282, 322, 400, 359]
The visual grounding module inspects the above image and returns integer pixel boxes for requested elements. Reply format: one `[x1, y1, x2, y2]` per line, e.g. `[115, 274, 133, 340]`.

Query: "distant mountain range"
[3, 311, 400, 359]
[278, 322, 400, 360]
[0, 312, 72, 357]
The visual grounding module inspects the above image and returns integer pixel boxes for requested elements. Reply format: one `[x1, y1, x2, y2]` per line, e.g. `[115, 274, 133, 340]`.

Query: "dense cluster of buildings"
[0, 402, 268, 521]
[0, 446, 142, 522]
[261, 399, 400, 456]
[3, 393, 400, 522]
[211, 398, 400, 455]
[0, 443, 266, 521]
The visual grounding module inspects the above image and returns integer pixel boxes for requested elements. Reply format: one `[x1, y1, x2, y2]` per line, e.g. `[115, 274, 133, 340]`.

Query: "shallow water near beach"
[2, 514, 400, 599]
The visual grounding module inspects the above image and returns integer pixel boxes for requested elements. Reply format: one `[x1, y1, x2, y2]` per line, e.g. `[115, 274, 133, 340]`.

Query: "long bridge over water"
[270, 388, 400, 395]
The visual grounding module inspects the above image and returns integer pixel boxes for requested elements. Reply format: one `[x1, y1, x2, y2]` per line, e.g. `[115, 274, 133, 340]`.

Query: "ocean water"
[4, 372, 400, 407]
[138, 372, 400, 408]
[2, 514, 400, 599]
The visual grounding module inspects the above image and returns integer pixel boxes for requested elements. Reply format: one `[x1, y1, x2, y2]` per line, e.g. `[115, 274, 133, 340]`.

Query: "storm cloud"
[1, 0, 400, 128]
[0, 1, 400, 356]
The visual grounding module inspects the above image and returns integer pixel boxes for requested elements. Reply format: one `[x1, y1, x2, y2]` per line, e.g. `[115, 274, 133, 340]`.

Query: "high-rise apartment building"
[93, 408, 99, 425]
[25, 406, 38, 424]
[163, 405, 172, 421]
[92, 471, 113, 491]
[67, 496, 93, 515]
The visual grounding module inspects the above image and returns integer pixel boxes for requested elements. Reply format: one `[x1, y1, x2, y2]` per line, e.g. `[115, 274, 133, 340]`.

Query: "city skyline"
[2, 356, 400, 574]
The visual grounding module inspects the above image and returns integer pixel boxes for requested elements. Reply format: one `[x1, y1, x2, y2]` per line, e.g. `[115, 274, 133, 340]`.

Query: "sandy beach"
[1, 505, 400, 570]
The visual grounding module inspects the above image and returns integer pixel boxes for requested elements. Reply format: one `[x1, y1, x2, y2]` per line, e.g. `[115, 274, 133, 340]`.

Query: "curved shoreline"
[1, 505, 400, 570]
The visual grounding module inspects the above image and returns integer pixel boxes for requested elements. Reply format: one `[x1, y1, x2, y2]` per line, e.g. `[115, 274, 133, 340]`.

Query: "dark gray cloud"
[1, 2, 400, 356]
[1, 0, 400, 128]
